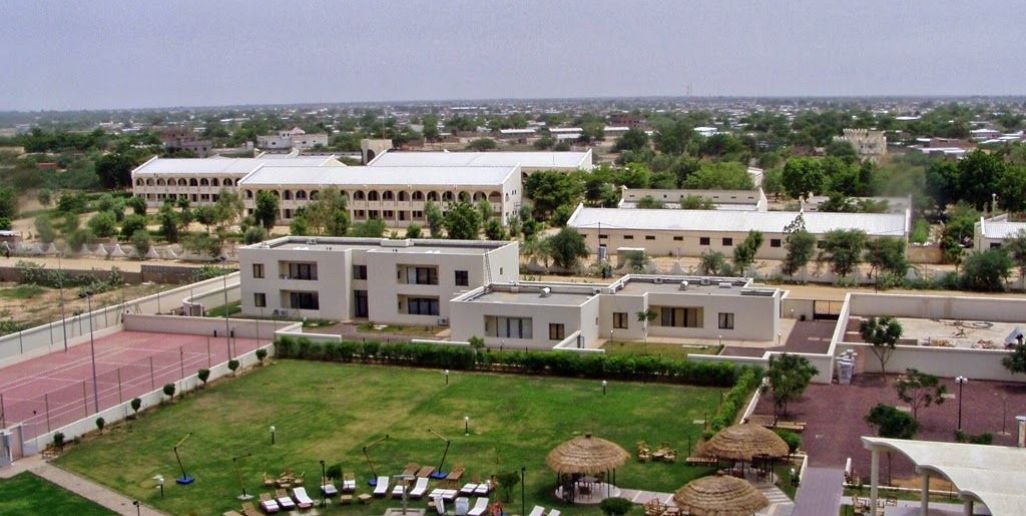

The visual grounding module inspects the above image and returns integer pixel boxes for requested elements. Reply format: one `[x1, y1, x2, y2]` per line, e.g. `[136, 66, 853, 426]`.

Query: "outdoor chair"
[410, 477, 429, 499]
[373, 476, 390, 497]
[258, 493, 280, 513]
[320, 478, 338, 497]
[262, 473, 276, 488]
[459, 482, 479, 495]
[292, 472, 304, 486]
[528, 506, 546, 516]
[342, 473, 357, 492]
[468, 497, 490, 516]
[547, 510, 561, 516]
[392, 482, 407, 499]
[403, 463, 420, 476]
[292, 487, 314, 509]
[474, 481, 490, 495]
[275, 489, 297, 511]
[416, 466, 435, 478]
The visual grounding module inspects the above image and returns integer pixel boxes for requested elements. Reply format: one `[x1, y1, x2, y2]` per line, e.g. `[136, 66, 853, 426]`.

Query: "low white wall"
[781, 297, 815, 321]
[22, 340, 272, 455]
[836, 341, 1021, 382]
[123, 314, 292, 340]
[848, 292, 1026, 322]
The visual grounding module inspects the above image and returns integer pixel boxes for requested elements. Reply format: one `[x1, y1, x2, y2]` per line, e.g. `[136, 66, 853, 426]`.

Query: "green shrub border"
[273, 335, 761, 389]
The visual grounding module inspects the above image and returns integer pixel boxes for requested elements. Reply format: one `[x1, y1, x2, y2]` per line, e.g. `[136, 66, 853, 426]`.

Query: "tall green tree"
[0, 186, 17, 221]
[698, 251, 727, 276]
[444, 201, 481, 240]
[87, 211, 117, 238]
[425, 200, 444, 238]
[1004, 229, 1026, 289]
[95, 152, 140, 189]
[865, 237, 908, 278]
[732, 230, 764, 274]
[302, 187, 349, 236]
[957, 150, 1005, 211]
[959, 248, 1012, 292]
[860, 316, 902, 377]
[818, 229, 868, 278]
[766, 354, 818, 419]
[866, 404, 918, 439]
[254, 190, 279, 230]
[34, 215, 56, 243]
[894, 369, 946, 422]
[546, 227, 589, 271]
[781, 158, 825, 200]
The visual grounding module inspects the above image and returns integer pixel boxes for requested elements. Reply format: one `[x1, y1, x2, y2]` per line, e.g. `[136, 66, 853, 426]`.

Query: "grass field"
[0, 472, 114, 515]
[57, 360, 728, 515]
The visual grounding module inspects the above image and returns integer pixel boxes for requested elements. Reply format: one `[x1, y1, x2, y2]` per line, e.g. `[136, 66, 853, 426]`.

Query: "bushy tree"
[699, 251, 727, 275]
[680, 195, 715, 210]
[126, 195, 147, 216]
[0, 186, 17, 221]
[818, 229, 868, 278]
[782, 158, 825, 200]
[243, 226, 267, 244]
[524, 171, 584, 220]
[254, 190, 279, 229]
[546, 227, 588, 271]
[35, 215, 56, 243]
[87, 211, 117, 238]
[404, 223, 422, 239]
[467, 138, 497, 151]
[865, 237, 908, 278]
[895, 369, 946, 421]
[614, 128, 649, 152]
[131, 229, 152, 257]
[444, 201, 481, 240]
[484, 218, 507, 240]
[860, 316, 902, 377]
[158, 206, 179, 243]
[766, 354, 818, 418]
[636, 195, 664, 209]
[866, 404, 918, 439]
[351, 218, 386, 238]
[732, 230, 764, 274]
[959, 248, 1012, 292]
[425, 200, 445, 237]
[1005, 229, 1026, 289]
[681, 162, 754, 190]
[95, 152, 139, 189]
[120, 214, 147, 240]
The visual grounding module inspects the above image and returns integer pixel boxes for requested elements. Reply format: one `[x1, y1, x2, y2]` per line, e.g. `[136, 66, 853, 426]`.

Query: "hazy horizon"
[3, 1, 1023, 111]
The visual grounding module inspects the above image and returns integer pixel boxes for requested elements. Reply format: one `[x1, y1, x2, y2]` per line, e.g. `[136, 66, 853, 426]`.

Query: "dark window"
[549, 323, 566, 341]
[253, 293, 266, 307]
[722, 237, 733, 246]
[406, 297, 439, 316]
[624, 235, 634, 240]
[718, 312, 735, 330]
[700, 237, 710, 246]
[354, 290, 368, 318]
[673, 236, 683, 241]
[598, 234, 608, 239]
[645, 235, 656, 241]
[353, 265, 368, 280]
[613, 312, 629, 329]
[770, 239, 782, 248]
[289, 291, 319, 310]
[252, 263, 264, 279]
[285, 262, 317, 280]
[455, 270, 469, 286]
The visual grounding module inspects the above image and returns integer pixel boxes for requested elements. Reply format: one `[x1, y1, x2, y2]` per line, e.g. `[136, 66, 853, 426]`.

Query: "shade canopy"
[673, 474, 769, 516]
[700, 424, 789, 461]
[546, 433, 629, 475]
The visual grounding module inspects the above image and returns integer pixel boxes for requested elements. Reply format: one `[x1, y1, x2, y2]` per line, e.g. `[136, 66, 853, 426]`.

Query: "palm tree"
[637, 309, 657, 343]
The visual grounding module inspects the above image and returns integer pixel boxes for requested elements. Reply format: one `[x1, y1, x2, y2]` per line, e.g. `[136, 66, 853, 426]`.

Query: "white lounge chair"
[433, 494, 446, 515]
[468, 497, 489, 516]
[342, 475, 356, 492]
[259, 493, 280, 513]
[392, 483, 406, 498]
[292, 487, 314, 509]
[320, 480, 338, 497]
[459, 483, 478, 495]
[528, 506, 545, 516]
[275, 490, 296, 511]
[474, 481, 490, 495]
[373, 476, 389, 497]
[548, 510, 561, 516]
[410, 477, 429, 499]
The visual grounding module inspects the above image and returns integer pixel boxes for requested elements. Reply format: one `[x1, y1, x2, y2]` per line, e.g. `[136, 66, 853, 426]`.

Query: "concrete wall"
[123, 314, 293, 340]
[848, 293, 1026, 322]
[837, 342, 1021, 382]
[781, 295, 815, 321]
[620, 187, 766, 210]
[598, 292, 647, 342]
[583, 227, 794, 259]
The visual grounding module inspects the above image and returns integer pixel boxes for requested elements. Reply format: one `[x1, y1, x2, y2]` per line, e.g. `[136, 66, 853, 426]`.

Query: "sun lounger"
[416, 466, 435, 478]
[403, 463, 420, 476]
[373, 476, 389, 497]
[468, 497, 489, 516]
[292, 487, 314, 509]
[275, 489, 297, 511]
[225, 511, 245, 516]
[460, 482, 479, 495]
[548, 510, 561, 516]
[342, 473, 356, 492]
[241, 502, 259, 516]
[410, 477, 429, 499]
[259, 493, 281, 513]
[429, 488, 458, 501]
[320, 479, 338, 497]
[392, 483, 407, 499]
[528, 506, 546, 516]
[474, 481, 490, 495]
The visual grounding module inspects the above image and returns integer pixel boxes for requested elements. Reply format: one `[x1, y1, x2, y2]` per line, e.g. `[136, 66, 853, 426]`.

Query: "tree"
[494, 471, 520, 504]
[636, 309, 657, 342]
[475, 199, 493, 223]
[957, 150, 1005, 210]
[860, 316, 902, 377]
[782, 158, 825, 200]
[997, 165, 1026, 213]
[484, 218, 507, 240]
[254, 190, 279, 230]
[162, 383, 176, 401]
[818, 229, 868, 278]
[1002, 340, 1026, 376]
[680, 195, 715, 210]
[131, 229, 152, 257]
[865, 237, 908, 279]
[444, 201, 482, 240]
[599, 497, 634, 516]
[87, 212, 117, 238]
[866, 404, 918, 439]
[425, 200, 444, 237]
[120, 214, 147, 240]
[299, 188, 349, 236]
[524, 171, 584, 219]
[126, 195, 147, 216]
[214, 189, 244, 230]
[351, 219, 386, 238]
[158, 206, 179, 243]
[197, 368, 210, 386]
[636, 196, 664, 209]
[681, 162, 755, 190]
[243, 226, 267, 244]
[732, 230, 764, 274]
[35, 215, 56, 243]
[0, 186, 15, 221]
[130, 397, 142, 418]
[404, 223, 422, 239]
[95, 417, 105, 432]
[613, 128, 649, 152]
[37, 189, 53, 207]
[698, 251, 727, 275]
[95, 152, 139, 189]
[520, 236, 551, 269]
[255, 348, 268, 364]
[894, 369, 946, 421]
[1005, 229, 1026, 289]
[766, 354, 818, 419]
[467, 138, 497, 151]
[194, 205, 219, 233]
[781, 215, 815, 277]
[546, 227, 588, 271]
[960, 248, 1013, 292]
[228, 359, 240, 374]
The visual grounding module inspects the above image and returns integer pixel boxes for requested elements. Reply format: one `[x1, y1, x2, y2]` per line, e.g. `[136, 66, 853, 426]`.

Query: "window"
[400, 266, 438, 285]
[718, 312, 735, 330]
[284, 262, 317, 280]
[673, 236, 683, 241]
[624, 235, 634, 240]
[613, 312, 629, 329]
[354, 290, 368, 318]
[484, 316, 533, 339]
[700, 237, 710, 246]
[252, 263, 264, 279]
[353, 265, 368, 280]
[991, 242, 1002, 249]
[722, 237, 733, 246]
[253, 293, 266, 307]
[549, 323, 566, 341]
[406, 297, 439, 316]
[645, 235, 656, 241]
[598, 234, 608, 239]
[657, 306, 703, 328]
[455, 270, 469, 286]
[288, 291, 319, 310]
[770, 239, 782, 248]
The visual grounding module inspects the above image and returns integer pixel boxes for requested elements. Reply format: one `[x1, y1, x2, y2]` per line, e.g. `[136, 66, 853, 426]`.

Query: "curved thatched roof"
[545, 433, 629, 475]
[673, 474, 769, 516]
[700, 423, 789, 461]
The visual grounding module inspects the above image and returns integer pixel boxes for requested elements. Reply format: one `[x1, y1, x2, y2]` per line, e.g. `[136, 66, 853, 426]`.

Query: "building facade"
[367, 149, 594, 178]
[238, 237, 519, 324]
[974, 214, 1026, 250]
[834, 129, 887, 161]
[256, 127, 329, 151]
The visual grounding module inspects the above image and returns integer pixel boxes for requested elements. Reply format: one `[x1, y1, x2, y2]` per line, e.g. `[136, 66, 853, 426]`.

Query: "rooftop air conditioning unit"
[700, 277, 711, 286]
[679, 280, 688, 291]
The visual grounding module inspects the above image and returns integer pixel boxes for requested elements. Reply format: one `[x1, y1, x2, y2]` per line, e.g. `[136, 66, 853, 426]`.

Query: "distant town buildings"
[834, 128, 886, 161]
[256, 127, 328, 152]
[160, 127, 213, 157]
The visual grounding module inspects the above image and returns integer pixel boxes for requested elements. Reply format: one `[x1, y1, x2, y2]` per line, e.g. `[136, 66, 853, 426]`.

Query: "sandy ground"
[0, 281, 171, 331]
[0, 255, 196, 273]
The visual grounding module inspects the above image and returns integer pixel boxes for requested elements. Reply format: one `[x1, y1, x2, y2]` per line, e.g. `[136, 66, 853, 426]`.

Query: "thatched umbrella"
[699, 424, 788, 462]
[546, 433, 629, 503]
[674, 474, 769, 516]
[546, 433, 629, 475]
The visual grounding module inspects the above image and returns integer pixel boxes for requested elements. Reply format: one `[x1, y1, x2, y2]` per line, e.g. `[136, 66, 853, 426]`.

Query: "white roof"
[238, 165, 516, 187]
[133, 156, 342, 176]
[369, 150, 592, 170]
[863, 436, 1026, 515]
[981, 220, 1026, 239]
[567, 207, 908, 236]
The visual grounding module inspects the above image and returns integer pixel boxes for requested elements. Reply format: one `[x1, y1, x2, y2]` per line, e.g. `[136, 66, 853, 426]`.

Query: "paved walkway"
[29, 462, 167, 516]
[791, 467, 843, 516]
[841, 496, 989, 515]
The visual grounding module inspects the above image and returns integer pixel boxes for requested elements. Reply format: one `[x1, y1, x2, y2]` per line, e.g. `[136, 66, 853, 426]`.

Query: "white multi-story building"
[237, 165, 522, 227]
[367, 149, 594, 178]
[257, 127, 329, 151]
[131, 155, 344, 206]
[238, 237, 519, 324]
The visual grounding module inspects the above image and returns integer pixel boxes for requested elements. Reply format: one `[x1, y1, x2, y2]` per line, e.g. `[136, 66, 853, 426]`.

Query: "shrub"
[600, 497, 634, 515]
[130, 397, 142, 417]
[53, 432, 66, 451]
[162, 383, 176, 400]
[775, 429, 801, 455]
[326, 462, 343, 480]
[228, 359, 240, 373]
[197, 368, 210, 385]
[95, 417, 105, 432]
[255, 348, 268, 364]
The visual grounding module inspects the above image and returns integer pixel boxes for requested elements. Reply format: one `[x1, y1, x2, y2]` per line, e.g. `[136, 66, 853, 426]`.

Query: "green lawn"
[57, 361, 727, 515]
[0, 472, 114, 515]
[0, 284, 46, 300]
[602, 341, 722, 359]
[206, 300, 241, 317]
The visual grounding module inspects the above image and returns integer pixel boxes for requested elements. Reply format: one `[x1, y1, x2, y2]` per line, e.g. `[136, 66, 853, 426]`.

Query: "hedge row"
[705, 367, 763, 438]
[273, 336, 759, 388]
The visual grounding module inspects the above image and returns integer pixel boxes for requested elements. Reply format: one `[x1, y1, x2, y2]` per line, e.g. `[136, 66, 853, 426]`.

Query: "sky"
[1, 0, 1024, 111]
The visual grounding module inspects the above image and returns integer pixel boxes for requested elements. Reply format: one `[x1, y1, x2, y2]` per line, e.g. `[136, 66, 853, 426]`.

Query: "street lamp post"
[84, 292, 99, 413]
[154, 475, 164, 497]
[520, 466, 526, 516]
[464, 416, 469, 436]
[320, 459, 326, 506]
[602, 380, 607, 395]
[58, 250, 68, 352]
[270, 425, 276, 445]
[444, 369, 449, 385]
[132, 501, 141, 516]
[955, 376, 968, 431]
